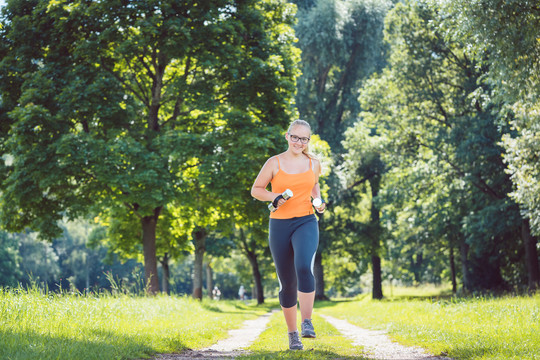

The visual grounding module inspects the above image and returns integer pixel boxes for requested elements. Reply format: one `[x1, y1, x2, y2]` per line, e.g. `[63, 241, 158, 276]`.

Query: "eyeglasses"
[289, 134, 310, 144]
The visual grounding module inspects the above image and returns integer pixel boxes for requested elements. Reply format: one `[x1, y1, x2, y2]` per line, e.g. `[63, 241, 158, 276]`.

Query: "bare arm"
[311, 159, 326, 212]
[251, 157, 280, 202]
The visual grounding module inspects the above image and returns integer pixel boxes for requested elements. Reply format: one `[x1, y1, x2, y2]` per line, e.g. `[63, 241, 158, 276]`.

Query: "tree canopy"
[0, 0, 300, 293]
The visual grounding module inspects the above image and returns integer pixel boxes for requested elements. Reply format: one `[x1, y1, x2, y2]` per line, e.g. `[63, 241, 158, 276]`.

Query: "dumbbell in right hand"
[268, 189, 293, 212]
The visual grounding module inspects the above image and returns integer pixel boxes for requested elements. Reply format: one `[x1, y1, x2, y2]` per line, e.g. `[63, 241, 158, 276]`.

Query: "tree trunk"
[85, 249, 90, 290]
[192, 229, 206, 300]
[522, 219, 540, 291]
[449, 245, 457, 294]
[372, 254, 383, 300]
[370, 177, 383, 300]
[245, 249, 264, 304]
[160, 253, 170, 295]
[313, 251, 328, 300]
[141, 207, 162, 295]
[206, 263, 214, 299]
[459, 242, 471, 291]
[238, 228, 264, 304]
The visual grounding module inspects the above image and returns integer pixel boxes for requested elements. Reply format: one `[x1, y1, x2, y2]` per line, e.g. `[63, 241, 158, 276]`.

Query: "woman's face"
[286, 125, 311, 155]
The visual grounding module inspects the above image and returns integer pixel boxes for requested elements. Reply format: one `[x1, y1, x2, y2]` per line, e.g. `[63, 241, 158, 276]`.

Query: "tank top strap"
[309, 157, 313, 171]
[276, 156, 281, 170]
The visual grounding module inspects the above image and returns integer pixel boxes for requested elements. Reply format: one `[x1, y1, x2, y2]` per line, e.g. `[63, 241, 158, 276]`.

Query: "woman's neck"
[284, 149, 306, 160]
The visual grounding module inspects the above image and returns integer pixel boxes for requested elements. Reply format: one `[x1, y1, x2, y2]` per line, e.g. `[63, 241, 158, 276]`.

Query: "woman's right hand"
[272, 193, 287, 208]
[276, 197, 287, 208]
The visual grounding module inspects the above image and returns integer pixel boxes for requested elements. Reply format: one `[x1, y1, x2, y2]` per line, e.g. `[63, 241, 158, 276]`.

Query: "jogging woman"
[251, 119, 326, 350]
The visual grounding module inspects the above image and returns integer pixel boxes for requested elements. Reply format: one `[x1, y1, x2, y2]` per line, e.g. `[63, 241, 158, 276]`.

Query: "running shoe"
[288, 330, 304, 350]
[301, 318, 316, 338]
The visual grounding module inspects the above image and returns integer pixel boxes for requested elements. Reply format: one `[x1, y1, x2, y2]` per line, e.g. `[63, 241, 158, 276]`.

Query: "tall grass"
[317, 291, 540, 360]
[0, 285, 275, 360]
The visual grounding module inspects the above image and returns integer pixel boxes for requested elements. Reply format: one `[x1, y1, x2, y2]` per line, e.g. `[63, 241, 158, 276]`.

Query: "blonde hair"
[288, 120, 318, 160]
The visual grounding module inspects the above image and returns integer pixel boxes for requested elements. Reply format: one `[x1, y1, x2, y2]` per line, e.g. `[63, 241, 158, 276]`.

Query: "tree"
[292, 0, 390, 299]
[0, 231, 22, 287]
[339, 122, 386, 299]
[295, 0, 390, 148]
[0, 0, 299, 294]
[356, 0, 525, 291]
[440, 0, 540, 290]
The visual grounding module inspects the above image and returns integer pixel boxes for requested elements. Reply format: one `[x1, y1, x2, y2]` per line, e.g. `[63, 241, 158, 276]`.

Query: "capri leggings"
[269, 214, 319, 308]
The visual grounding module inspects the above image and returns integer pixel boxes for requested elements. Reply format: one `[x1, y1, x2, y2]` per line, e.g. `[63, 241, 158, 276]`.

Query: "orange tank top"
[270, 155, 317, 219]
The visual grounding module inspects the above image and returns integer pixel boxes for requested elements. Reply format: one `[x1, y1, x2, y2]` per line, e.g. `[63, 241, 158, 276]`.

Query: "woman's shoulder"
[308, 155, 320, 166]
[266, 155, 280, 165]
[263, 155, 281, 172]
[310, 156, 322, 174]
[268, 152, 289, 164]
[310, 156, 321, 165]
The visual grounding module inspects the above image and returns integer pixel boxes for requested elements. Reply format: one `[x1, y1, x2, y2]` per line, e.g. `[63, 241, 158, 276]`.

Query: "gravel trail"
[320, 314, 452, 360]
[152, 310, 453, 360]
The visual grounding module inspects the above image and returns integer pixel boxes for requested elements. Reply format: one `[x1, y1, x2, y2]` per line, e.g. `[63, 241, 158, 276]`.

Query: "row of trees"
[328, 0, 540, 296]
[0, 222, 259, 299]
[1, 0, 538, 301]
[0, 223, 147, 292]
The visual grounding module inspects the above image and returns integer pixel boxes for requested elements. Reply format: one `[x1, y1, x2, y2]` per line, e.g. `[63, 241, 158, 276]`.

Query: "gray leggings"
[269, 214, 319, 308]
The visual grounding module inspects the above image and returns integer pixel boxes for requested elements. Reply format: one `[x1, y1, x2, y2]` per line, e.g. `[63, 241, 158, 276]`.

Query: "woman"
[251, 119, 326, 350]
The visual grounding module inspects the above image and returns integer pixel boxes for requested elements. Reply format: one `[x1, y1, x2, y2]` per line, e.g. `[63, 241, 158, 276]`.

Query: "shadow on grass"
[237, 349, 369, 359]
[314, 291, 456, 307]
[0, 328, 172, 360]
[381, 292, 455, 302]
[313, 297, 366, 309]
[199, 300, 279, 315]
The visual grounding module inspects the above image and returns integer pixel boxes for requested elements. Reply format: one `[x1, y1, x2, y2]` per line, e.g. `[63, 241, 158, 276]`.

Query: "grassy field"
[316, 287, 540, 360]
[0, 286, 274, 360]
[2, 285, 539, 359]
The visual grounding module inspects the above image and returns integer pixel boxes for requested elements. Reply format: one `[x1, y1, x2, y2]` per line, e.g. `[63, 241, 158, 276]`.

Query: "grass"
[317, 290, 540, 360]
[240, 311, 367, 359]
[2, 284, 539, 359]
[0, 286, 274, 360]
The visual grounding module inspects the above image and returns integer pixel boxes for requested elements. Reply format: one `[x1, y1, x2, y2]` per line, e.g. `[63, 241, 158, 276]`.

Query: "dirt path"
[153, 310, 277, 360]
[320, 314, 451, 360]
[153, 310, 452, 360]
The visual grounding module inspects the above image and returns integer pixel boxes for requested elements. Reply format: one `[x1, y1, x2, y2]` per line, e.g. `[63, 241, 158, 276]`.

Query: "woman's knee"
[296, 266, 315, 288]
[279, 282, 298, 307]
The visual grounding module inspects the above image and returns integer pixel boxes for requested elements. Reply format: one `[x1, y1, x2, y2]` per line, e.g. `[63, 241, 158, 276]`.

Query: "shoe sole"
[302, 333, 316, 338]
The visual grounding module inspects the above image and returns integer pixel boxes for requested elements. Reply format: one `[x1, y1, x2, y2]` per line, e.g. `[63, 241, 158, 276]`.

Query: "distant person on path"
[238, 285, 245, 300]
[251, 119, 326, 351]
[212, 286, 221, 300]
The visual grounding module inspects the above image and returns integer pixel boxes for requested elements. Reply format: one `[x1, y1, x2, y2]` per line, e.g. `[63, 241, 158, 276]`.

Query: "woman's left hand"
[315, 202, 326, 213]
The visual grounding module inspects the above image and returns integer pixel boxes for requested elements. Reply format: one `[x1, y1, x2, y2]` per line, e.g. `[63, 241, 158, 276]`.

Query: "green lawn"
[316, 289, 540, 360]
[2, 285, 539, 360]
[0, 287, 274, 360]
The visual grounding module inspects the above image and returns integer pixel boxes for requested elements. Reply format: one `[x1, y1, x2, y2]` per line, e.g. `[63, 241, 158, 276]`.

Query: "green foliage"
[0, 0, 301, 292]
[295, 0, 391, 150]
[354, 0, 524, 290]
[333, 122, 385, 261]
[0, 231, 21, 287]
[439, 0, 540, 236]
[0, 220, 148, 292]
[292, 0, 391, 299]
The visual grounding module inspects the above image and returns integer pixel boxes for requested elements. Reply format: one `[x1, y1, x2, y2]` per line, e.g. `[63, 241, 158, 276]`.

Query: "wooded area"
[1, 0, 539, 300]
